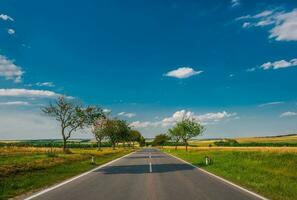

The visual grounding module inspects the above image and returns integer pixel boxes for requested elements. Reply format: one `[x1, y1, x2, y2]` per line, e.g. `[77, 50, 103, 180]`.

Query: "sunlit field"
[188, 134, 297, 147]
[164, 145, 297, 153]
[0, 147, 134, 199]
[163, 147, 297, 200]
[236, 135, 297, 143]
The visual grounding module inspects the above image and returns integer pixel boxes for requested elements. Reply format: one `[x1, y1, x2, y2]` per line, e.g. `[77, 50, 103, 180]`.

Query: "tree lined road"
[27, 149, 265, 200]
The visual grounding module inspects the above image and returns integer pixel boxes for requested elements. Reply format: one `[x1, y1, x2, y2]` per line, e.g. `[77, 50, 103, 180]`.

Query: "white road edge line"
[149, 162, 152, 173]
[149, 152, 151, 159]
[24, 151, 136, 200]
[164, 151, 269, 200]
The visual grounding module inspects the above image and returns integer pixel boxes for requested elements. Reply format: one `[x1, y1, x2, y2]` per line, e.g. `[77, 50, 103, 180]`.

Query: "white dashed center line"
[148, 151, 152, 173]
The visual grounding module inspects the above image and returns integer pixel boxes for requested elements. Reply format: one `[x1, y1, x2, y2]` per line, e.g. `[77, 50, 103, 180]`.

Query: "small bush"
[214, 139, 239, 146]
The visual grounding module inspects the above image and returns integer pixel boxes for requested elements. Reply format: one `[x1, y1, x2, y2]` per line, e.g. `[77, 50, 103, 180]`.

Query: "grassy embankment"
[163, 147, 297, 200]
[0, 147, 134, 200]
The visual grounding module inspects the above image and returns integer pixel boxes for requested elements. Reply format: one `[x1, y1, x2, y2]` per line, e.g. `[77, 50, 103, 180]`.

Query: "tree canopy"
[42, 96, 104, 152]
[166, 117, 205, 151]
[153, 134, 170, 147]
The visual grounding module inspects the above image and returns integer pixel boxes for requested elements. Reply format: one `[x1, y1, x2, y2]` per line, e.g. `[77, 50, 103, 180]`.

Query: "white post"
[205, 156, 209, 165]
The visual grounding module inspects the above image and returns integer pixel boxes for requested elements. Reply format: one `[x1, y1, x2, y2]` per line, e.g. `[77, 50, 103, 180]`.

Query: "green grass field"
[0, 147, 134, 200]
[163, 148, 297, 200]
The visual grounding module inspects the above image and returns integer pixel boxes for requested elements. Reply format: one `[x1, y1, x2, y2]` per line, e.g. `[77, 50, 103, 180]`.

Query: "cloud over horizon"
[0, 101, 30, 106]
[130, 110, 237, 129]
[0, 89, 69, 99]
[0, 55, 24, 83]
[280, 111, 297, 118]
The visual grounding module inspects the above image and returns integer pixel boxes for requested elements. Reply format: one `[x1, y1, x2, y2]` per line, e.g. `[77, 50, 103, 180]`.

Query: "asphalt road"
[27, 148, 266, 200]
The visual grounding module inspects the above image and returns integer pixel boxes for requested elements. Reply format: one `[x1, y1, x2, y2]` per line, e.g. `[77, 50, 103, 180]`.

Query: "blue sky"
[0, 0, 297, 139]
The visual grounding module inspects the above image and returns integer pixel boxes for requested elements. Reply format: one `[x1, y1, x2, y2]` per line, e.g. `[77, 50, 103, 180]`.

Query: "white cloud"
[162, 110, 194, 126]
[36, 82, 55, 87]
[103, 109, 111, 113]
[270, 9, 297, 41]
[0, 55, 24, 83]
[231, 0, 240, 7]
[254, 10, 274, 18]
[256, 19, 274, 27]
[258, 101, 284, 107]
[236, 15, 251, 21]
[0, 14, 14, 21]
[118, 112, 136, 118]
[0, 101, 30, 106]
[8, 28, 15, 35]
[237, 9, 297, 41]
[195, 111, 236, 124]
[165, 67, 203, 79]
[0, 89, 66, 98]
[242, 22, 251, 28]
[246, 67, 256, 72]
[280, 111, 297, 118]
[130, 110, 236, 129]
[236, 10, 274, 21]
[130, 121, 155, 129]
[260, 62, 272, 70]
[260, 58, 297, 70]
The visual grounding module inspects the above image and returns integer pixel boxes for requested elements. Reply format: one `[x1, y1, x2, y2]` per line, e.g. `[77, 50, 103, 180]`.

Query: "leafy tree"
[138, 136, 146, 147]
[92, 118, 108, 150]
[168, 125, 182, 150]
[115, 119, 131, 148]
[100, 119, 117, 150]
[129, 130, 142, 148]
[99, 118, 130, 150]
[42, 96, 103, 152]
[153, 134, 170, 147]
[176, 118, 205, 151]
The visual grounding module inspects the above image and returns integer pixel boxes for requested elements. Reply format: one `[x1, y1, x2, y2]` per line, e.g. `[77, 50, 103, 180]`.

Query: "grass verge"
[163, 148, 297, 200]
[0, 147, 134, 200]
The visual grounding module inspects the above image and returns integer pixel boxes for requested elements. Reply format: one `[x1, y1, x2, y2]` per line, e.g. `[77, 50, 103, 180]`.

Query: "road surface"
[27, 148, 266, 200]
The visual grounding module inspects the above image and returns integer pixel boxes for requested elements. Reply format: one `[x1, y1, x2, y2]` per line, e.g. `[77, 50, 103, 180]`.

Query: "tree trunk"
[97, 139, 101, 151]
[112, 143, 116, 150]
[185, 142, 188, 151]
[62, 128, 67, 153]
[63, 138, 67, 153]
[175, 144, 177, 150]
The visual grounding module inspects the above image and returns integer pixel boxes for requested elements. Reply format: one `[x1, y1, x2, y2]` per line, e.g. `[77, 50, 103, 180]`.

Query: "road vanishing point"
[26, 148, 266, 200]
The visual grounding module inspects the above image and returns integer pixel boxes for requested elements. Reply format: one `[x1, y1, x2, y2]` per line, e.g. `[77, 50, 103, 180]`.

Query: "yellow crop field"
[236, 135, 297, 143]
[164, 146, 297, 153]
[187, 134, 297, 147]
